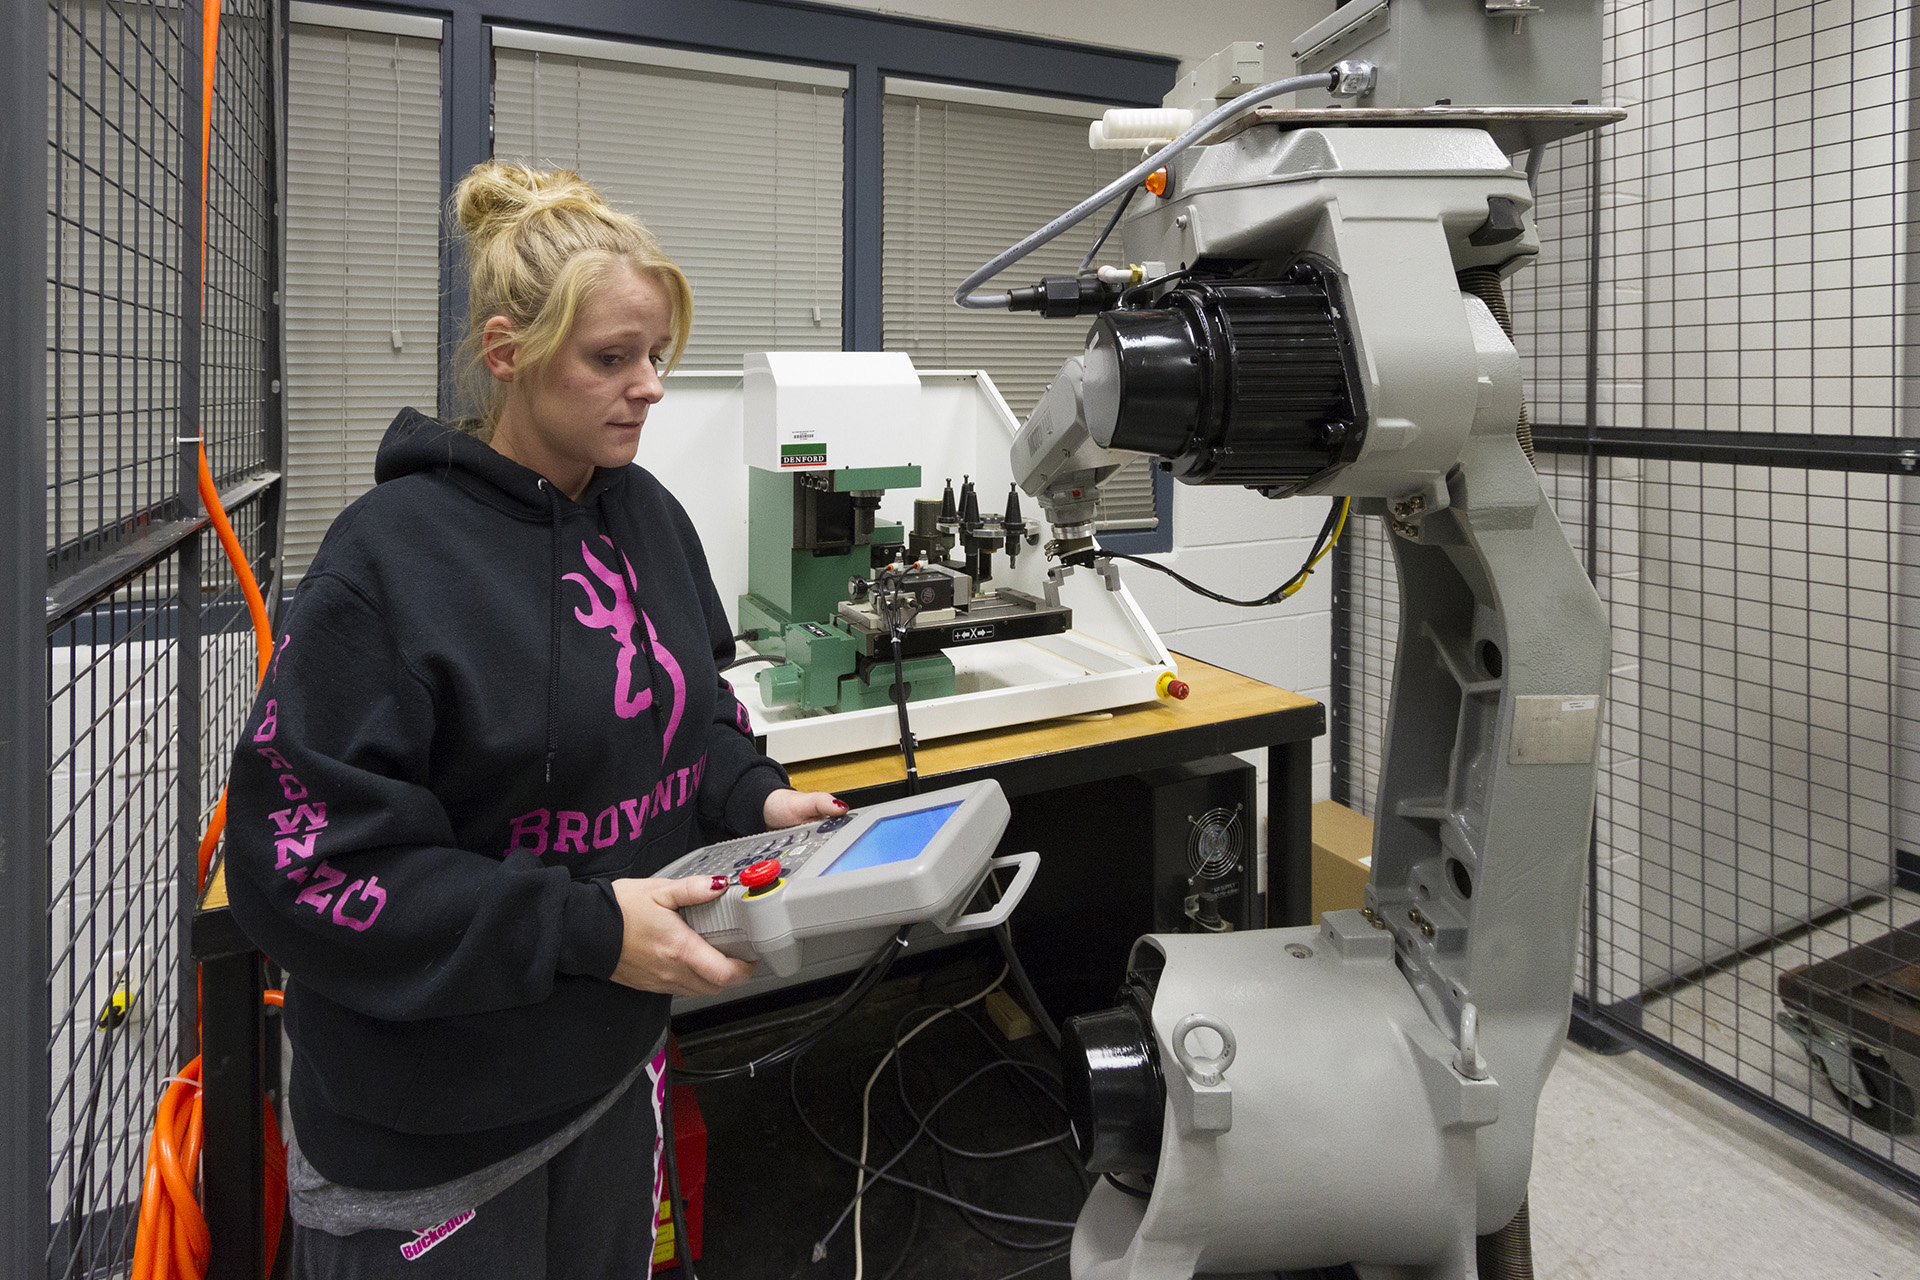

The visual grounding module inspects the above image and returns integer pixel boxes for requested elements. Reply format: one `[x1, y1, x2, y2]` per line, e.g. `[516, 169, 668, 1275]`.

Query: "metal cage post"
[2, 3, 52, 1275]
[263, 0, 290, 623]
[176, 0, 207, 1073]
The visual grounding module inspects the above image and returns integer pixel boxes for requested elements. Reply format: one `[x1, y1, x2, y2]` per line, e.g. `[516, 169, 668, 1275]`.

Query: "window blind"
[491, 41, 845, 371]
[283, 23, 442, 580]
[880, 91, 1156, 531]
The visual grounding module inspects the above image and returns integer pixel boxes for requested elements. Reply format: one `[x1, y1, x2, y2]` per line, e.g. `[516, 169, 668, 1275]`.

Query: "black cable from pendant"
[890, 627, 919, 796]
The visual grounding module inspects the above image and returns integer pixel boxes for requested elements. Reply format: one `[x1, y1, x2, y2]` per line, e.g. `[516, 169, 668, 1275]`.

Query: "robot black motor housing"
[1079, 259, 1368, 495]
[1061, 976, 1166, 1177]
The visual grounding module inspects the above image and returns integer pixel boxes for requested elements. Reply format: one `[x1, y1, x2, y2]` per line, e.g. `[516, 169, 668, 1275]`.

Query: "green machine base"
[753, 618, 953, 713]
[739, 462, 945, 716]
[835, 652, 954, 711]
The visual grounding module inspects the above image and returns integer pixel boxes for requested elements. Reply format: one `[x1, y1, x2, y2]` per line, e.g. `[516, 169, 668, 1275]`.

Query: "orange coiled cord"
[130, 3, 290, 1276]
[133, 1047, 289, 1280]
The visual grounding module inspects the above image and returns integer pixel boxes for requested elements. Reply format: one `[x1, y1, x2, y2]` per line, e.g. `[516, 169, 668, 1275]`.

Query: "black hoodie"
[224, 410, 788, 1190]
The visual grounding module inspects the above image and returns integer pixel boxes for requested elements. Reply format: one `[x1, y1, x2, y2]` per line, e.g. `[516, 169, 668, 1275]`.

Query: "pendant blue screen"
[823, 803, 960, 876]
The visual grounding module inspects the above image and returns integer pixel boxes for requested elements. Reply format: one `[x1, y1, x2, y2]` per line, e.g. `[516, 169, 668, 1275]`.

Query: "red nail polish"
[710, 876, 729, 892]
[833, 799, 849, 810]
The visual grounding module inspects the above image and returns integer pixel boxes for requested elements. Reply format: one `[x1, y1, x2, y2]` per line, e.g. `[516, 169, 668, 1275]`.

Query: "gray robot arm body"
[1105, 125, 1540, 510]
[1011, 128, 1543, 523]
[1010, 355, 1142, 557]
[1034, 124, 1610, 1280]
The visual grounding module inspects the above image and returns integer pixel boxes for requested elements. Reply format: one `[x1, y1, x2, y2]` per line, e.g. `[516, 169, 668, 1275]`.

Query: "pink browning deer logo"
[564, 537, 686, 753]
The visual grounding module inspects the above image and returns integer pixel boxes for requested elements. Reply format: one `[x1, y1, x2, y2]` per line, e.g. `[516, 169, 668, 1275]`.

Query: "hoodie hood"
[373, 408, 629, 518]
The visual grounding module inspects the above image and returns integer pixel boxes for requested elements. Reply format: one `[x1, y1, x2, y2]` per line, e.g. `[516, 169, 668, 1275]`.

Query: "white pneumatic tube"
[1087, 107, 1194, 150]
[952, 70, 1338, 310]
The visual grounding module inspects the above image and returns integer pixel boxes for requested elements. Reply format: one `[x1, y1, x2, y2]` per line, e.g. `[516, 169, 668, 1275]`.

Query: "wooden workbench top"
[198, 655, 1315, 931]
[787, 654, 1314, 793]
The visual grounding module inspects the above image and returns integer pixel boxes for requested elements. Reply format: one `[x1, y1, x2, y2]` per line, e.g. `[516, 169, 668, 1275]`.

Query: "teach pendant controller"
[662, 779, 1035, 976]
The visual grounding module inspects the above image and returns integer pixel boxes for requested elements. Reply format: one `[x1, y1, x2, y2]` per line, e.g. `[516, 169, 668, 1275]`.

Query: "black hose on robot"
[1098, 497, 1348, 610]
[1077, 184, 1137, 273]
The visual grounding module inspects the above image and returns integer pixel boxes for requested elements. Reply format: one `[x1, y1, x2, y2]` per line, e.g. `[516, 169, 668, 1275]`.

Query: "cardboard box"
[1311, 801, 1375, 923]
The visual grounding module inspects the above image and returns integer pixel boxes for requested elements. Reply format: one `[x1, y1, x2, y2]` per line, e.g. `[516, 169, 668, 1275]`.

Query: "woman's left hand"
[764, 788, 849, 830]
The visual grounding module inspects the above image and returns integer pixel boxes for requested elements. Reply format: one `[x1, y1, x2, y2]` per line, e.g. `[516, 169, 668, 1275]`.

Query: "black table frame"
[187, 916, 277, 1280]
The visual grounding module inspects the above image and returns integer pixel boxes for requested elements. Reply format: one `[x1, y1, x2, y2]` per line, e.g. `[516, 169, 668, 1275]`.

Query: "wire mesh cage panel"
[1330, 515, 1396, 815]
[36, 1, 283, 1275]
[46, 571, 186, 1279]
[46, 0, 193, 582]
[1332, 0, 1920, 1194]
[44, 8, 197, 1274]
[1622, 464, 1917, 1174]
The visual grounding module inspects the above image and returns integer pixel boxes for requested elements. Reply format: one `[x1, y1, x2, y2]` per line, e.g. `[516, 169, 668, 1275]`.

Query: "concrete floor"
[1530, 1042, 1920, 1279]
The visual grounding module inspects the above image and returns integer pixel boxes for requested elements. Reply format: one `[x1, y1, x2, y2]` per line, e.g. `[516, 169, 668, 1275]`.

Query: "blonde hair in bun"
[450, 161, 694, 434]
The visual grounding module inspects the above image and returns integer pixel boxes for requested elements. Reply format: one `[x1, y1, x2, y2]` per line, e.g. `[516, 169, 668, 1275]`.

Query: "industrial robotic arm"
[995, 11, 1615, 1279]
[1011, 356, 1135, 563]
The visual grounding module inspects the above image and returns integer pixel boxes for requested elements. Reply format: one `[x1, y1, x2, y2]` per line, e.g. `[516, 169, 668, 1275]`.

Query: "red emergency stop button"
[740, 859, 783, 890]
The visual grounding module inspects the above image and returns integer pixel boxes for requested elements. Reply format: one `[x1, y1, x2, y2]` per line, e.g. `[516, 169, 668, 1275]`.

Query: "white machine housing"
[743, 350, 921, 472]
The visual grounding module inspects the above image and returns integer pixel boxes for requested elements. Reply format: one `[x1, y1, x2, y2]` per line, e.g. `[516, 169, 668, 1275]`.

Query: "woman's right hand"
[607, 876, 756, 995]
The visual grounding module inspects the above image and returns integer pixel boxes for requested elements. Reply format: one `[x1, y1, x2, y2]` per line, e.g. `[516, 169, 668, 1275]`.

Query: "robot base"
[1070, 918, 1498, 1280]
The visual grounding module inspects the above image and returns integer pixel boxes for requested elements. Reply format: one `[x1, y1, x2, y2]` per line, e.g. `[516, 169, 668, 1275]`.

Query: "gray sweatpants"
[290, 1064, 666, 1279]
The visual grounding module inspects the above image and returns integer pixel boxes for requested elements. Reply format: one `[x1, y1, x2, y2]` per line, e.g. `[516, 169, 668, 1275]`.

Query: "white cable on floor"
[851, 965, 1009, 1280]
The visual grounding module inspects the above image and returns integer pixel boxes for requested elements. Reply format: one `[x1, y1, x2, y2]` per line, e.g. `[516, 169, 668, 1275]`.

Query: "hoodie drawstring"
[543, 479, 561, 786]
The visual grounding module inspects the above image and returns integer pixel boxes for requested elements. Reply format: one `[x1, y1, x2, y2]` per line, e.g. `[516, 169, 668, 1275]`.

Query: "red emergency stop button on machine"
[740, 859, 783, 892]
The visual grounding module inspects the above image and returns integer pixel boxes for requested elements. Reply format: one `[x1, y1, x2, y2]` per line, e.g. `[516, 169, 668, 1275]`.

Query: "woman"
[224, 161, 840, 1276]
